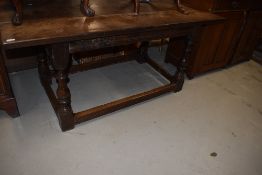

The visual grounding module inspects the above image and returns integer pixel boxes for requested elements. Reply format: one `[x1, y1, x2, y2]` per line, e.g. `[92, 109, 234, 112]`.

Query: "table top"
[0, 0, 195, 21]
[0, 0, 223, 49]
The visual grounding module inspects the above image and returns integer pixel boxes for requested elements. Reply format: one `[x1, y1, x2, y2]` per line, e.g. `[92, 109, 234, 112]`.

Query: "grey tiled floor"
[0, 58, 261, 175]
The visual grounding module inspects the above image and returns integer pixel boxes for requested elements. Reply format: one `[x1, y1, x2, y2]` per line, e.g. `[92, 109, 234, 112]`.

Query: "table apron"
[69, 26, 196, 53]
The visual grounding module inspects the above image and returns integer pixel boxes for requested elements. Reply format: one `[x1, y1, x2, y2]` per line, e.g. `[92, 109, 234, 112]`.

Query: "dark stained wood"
[0, 45, 19, 117]
[9, 0, 189, 25]
[1, 9, 223, 50]
[75, 84, 176, 124]
[74, 32, 194, 125]
[0, 0, 221, 72]
[188, 12, 244, 77]
[136, 41, 149, 63]
[173, 34, 193, 91]
[41, 32, 196, 131]
[38, 49, 52, 85]
[231, 11, 262, 64]
[0, 1, 223, 131]
[4, 55, 37, 73]
[50, 43, 75, 131]
[80, 0, 95, 17]
[166, 36, 188, 67]
[0, 96, 19, 117]
[147, 58, 174, 82]
[181, 0, 262, 77]
[10, 0, 23, 25]
[182, 0, 262, 11]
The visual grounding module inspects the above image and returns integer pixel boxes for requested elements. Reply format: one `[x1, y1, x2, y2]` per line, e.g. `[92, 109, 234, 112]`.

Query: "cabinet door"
[231, 11, 262, 64]
[187, 11, 245, 77]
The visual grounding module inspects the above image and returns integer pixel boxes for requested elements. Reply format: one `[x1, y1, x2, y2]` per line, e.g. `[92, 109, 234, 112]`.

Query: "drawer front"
[212, 0, 248, 11]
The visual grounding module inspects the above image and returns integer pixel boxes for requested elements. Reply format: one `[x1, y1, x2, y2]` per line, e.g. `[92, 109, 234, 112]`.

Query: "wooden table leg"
[172, 35, 193, 92]
[10, 0, 23, 25]
[80, 0, 95, 17]
[38, 49, 52, 85]
[51, 43, 74, 131]
[0, 97, 20, 117]
[0, 48, 20, 117]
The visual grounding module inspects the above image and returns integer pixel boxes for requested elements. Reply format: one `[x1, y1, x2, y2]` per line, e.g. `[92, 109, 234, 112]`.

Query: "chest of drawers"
[180, 0, 262, 78]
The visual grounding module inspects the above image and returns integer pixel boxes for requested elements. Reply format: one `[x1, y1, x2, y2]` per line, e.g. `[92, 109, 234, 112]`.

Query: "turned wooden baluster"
[172, 35, 193, 92]
[51, 43, 74, 131]
[10, 0, 23, 25]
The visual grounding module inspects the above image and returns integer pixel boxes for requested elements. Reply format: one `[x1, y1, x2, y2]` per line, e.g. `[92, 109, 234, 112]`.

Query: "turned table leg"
[80, 0, 95, 17]
[172, 35, 193, 92]
[10, 0, 23, 25]
[0, 48, 20, 117]
[51, 43, 74, 131]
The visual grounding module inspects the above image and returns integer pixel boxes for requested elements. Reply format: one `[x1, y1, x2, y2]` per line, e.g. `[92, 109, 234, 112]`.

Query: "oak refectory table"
[1, 0, 223, 131]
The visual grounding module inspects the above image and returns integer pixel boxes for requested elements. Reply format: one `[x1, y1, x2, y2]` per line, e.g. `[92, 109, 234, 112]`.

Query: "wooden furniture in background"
[0, 49, 19, 117]
[252, 25, 262, 64]
[232, 10, 262, 64]
[180, 0, 262, 78]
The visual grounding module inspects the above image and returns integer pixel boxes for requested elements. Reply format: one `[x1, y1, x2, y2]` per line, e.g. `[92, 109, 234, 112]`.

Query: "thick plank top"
[0, 0, 223, 49]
